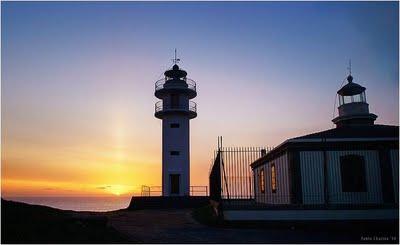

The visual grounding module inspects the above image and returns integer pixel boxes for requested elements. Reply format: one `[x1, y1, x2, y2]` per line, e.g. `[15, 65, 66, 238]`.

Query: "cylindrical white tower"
[154, 64, 197, 196]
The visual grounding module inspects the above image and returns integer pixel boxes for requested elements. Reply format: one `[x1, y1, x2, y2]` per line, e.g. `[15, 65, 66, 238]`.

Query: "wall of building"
[389, 149, 399, 203]
[298, 150, 384, 205]
[299, 151, 325, 204]
[254, 153, 291, 204]
[327, 150, 382, 204]
[255, 148, 395, 206]
[223, 208, 398, 221]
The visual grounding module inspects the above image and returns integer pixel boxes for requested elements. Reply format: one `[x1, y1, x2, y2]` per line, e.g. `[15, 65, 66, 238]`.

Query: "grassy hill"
[1, 199, 128, 243]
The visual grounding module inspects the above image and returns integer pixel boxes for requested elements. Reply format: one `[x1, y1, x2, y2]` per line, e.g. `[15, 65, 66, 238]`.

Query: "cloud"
[96, 185, 112, 190]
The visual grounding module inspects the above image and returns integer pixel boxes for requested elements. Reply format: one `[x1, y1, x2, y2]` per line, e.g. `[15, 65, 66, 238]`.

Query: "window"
[271, 163, 277, 193]
[259, 169, 265, 193]
[170, 123, 180, 128]
[170, 151, 180, 156]
[340, 155, 367, 192]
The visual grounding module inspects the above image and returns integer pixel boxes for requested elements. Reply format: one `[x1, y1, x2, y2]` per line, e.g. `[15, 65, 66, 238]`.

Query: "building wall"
[327, 150, 383, 204]
[254, 166, 263, 203]
[254, 153, 290, 204]
[299, 151, 325, 204]
[299, 150, 383, 205]
[389, 149, 399, 203]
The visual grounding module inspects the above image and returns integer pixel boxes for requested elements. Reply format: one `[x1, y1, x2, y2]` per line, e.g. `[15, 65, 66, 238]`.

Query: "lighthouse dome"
[337, 75, 366, 96]
[164, 64, 187, 79]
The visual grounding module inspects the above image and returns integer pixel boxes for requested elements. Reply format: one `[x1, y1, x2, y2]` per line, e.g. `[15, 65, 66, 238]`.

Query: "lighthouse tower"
[332, 72, 377, 127]
[154, 57, 197, 196]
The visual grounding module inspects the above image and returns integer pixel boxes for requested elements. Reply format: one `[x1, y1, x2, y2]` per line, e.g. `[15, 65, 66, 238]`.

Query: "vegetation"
[191, 204, 219, 226]
[1, 199, 128, 243]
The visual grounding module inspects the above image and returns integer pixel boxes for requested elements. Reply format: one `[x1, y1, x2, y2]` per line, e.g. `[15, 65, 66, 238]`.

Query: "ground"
[100, 208, 398, 243]
[2, 199, 398, 243]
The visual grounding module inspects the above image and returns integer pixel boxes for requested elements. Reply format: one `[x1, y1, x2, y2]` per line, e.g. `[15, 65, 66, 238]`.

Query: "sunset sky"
[2, 2, 398, 197]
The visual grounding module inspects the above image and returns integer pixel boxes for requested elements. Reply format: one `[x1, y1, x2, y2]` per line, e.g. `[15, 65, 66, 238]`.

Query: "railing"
[140, 185, 208, 196]
[209, 141, 273, 201]
[141, 185, 162, 197]
[190, 186, 208, 196]
[155, 77, 196, 92]
[155, 101, 197, 114]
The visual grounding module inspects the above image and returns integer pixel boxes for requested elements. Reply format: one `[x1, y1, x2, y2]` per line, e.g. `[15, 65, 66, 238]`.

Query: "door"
[170, 174, 180, 195]
[170, 94, 179, 109]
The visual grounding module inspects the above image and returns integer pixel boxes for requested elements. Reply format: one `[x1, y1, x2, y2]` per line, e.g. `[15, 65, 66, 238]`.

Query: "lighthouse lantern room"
[332, 73, 377, 127]
[154, 54, 197, 196]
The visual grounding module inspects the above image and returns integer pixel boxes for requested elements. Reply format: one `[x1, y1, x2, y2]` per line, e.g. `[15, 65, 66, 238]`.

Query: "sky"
[1, 1, 398, 197]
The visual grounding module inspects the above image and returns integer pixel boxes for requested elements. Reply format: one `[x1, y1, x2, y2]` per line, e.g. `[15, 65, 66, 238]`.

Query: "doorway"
[170, 174, 180, 195]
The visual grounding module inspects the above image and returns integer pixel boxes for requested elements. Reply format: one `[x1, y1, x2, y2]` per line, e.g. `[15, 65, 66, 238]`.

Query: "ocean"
[4, 196, 132, 212]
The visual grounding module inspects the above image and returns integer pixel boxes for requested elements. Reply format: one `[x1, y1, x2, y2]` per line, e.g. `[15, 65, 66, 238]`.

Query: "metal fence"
[209, 136, 273, 200]
[140, 185, 208, 197]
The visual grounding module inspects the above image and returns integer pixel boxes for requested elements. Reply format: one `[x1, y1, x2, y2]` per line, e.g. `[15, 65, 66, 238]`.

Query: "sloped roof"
[250, 124, 399, 169]
[291, 124, 398, 140]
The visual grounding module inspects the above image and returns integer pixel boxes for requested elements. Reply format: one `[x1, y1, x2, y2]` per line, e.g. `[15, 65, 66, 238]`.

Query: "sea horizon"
[2, 196, 134, 212]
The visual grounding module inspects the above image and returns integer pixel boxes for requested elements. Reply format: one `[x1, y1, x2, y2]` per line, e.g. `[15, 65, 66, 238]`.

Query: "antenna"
[347, 59, 352, 75]
[172, 48, 180, 64]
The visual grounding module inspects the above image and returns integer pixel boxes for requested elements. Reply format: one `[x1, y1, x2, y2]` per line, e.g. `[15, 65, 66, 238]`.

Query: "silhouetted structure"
[209, 143, 272, 200]
[154, 57, 197, 196]
[210, 71, 399, 223]
[332, 74, 377, 126]
[252, 73, 398, 208]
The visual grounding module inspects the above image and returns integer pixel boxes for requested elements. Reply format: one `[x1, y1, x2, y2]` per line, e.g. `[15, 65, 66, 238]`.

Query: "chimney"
[261, 149, 267, 157]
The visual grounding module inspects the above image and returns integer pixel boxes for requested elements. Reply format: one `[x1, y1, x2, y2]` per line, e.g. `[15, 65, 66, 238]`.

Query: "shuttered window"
[340, 155, 367, 192]
[259, 169, 265, 193]
[170, 151, 180, 156]
[271, 163, 277, 193]
[170, 123, 180, 128]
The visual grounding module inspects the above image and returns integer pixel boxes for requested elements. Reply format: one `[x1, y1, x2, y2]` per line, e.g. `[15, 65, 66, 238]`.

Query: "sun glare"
[107, 185, 129, 196]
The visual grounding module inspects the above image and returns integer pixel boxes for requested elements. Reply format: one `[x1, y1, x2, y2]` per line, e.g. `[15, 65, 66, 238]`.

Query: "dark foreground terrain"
[1, 199, 128, 243]
[2, 199, 398, 243]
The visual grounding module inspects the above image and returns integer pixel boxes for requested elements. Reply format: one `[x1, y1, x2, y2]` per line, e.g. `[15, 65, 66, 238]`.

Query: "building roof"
[337, 75, 366, 96]
[291, 124, 398, 140]
[250, 124, 399, 169]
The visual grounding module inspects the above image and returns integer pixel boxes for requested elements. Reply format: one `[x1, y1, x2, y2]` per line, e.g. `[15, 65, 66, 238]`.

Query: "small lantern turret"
[332, 72, 377, 127]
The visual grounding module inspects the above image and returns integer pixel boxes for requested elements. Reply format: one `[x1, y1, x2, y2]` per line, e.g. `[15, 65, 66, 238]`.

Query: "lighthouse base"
[127, 196, 209, 210]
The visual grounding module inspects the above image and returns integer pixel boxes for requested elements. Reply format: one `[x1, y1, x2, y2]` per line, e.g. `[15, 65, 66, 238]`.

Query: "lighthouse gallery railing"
[155, 101, 197, 114]
[155, 77, 196, 92]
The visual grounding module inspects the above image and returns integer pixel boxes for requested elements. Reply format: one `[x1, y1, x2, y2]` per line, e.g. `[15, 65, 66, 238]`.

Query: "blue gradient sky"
[2, 2, 398, 196]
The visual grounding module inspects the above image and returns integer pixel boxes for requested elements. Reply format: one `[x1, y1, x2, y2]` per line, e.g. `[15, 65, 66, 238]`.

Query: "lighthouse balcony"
[155, 77, 197, 99]
[155, 100, 197, 119]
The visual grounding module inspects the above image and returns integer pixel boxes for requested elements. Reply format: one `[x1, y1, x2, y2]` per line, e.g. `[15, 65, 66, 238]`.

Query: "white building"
[223, 74, 398, 221]
[154, 63, 197, 196]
